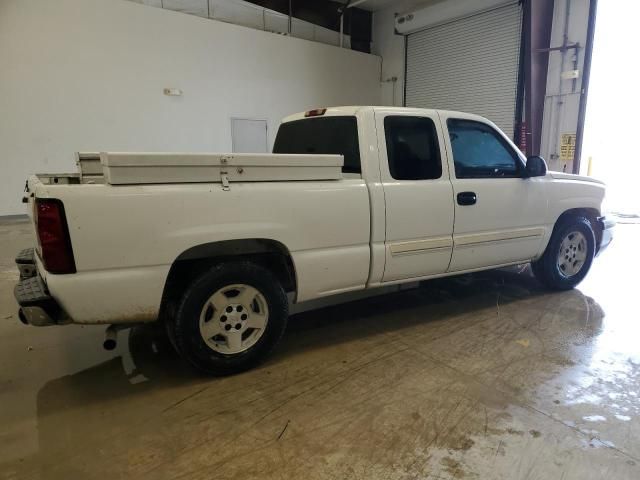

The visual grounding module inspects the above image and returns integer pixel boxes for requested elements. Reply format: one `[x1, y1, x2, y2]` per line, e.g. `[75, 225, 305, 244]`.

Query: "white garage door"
[405, 2, 522, 138]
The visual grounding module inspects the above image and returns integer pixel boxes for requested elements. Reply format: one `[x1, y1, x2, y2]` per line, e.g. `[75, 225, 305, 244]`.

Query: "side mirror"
[525, 155, 547, 177]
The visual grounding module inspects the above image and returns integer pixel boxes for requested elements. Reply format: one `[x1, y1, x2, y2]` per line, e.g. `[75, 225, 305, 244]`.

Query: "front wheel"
[169, 261, 288, 375]
[531, 216, 596, 290]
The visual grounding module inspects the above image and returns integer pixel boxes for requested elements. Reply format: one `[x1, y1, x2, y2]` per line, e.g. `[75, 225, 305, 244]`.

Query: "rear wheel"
[531, 216, 595, 290]
[169, 261, 288, 375]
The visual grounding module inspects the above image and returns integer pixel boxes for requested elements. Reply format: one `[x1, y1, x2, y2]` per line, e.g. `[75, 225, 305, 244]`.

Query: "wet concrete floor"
[0, 218, 638, 479]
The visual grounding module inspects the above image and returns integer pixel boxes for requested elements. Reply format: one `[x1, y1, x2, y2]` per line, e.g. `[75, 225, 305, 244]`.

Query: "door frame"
[230, 117, 269, 153]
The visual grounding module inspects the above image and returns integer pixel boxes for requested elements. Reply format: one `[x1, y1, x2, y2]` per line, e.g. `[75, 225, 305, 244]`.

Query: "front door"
[375, 109, 455, 282]
[440, 112, 548, 272]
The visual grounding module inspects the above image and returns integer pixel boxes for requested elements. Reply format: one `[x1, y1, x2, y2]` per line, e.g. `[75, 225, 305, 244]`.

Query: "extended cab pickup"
[14, 106, 614, 374]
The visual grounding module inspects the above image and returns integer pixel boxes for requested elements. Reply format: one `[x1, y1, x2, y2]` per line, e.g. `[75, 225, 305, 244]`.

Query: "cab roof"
[281, 106, 488, 124]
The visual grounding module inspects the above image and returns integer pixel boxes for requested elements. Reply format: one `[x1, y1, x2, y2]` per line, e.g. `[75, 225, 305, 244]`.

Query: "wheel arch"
[532, 208, 599, 290]
[535, 207, 601, 259]
[159, 238, 297, 322]
[555, 207, 600, 224]
[555, 207, 602, 249]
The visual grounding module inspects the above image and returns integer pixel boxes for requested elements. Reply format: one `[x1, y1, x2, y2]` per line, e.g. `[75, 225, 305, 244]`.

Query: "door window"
[447, 119, 522, 178]
[384, 116, 442, 180]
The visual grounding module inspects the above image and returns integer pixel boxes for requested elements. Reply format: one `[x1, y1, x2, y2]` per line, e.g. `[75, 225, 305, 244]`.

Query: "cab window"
[384, 116, 442, 180]
[273, 116, 361, 174]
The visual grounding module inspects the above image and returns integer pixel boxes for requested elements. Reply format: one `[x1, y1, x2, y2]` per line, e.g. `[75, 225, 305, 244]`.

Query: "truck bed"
[25, 158, 371, 324]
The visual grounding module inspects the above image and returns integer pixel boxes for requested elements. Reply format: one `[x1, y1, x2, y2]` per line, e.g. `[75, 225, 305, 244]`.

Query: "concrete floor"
[0, 219, 638, 480]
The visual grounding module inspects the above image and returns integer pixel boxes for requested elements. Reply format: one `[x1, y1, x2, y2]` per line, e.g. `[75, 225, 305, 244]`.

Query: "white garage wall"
[0, 0, 381, 216]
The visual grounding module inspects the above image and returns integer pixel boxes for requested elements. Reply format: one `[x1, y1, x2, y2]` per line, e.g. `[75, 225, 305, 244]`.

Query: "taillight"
[35, 199, 76, 274]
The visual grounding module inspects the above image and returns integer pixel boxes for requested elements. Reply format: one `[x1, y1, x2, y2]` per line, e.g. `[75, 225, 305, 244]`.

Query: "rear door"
[375, 109, 455, 282]
[440, 112, 548, 271]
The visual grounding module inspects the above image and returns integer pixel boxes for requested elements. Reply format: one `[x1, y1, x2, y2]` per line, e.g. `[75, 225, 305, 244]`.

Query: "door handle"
[457, 191, 477, 206]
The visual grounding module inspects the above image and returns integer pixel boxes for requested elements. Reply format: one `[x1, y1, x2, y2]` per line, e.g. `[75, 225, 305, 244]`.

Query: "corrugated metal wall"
[405, 2, 522, 138]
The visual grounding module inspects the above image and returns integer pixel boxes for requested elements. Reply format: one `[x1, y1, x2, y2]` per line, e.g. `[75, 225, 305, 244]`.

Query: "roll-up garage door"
[405, 2, 522, 138]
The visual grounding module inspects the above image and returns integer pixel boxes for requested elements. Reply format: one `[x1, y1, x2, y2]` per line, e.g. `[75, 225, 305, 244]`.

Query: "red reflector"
[304, 108, 327, 117]
[36, 199, 76, 274]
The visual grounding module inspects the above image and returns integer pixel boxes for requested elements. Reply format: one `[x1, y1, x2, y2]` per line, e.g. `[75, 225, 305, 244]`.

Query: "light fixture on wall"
[163, 88, 183, 96]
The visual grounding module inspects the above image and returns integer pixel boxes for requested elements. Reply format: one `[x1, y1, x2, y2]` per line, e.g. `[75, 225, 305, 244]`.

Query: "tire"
[531, 215, 596, 290]
[169, 261, 288, 375]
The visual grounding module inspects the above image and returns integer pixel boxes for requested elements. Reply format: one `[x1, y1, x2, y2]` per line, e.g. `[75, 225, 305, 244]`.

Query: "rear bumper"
[15, 247, 37, 279]
[15, 248, 165, 325]
[596, 216, 615, 256]
[14, 248, 68, 326]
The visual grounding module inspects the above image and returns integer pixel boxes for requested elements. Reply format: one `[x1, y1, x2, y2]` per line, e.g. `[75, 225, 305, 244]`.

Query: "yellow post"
[587, 156, 593, 176]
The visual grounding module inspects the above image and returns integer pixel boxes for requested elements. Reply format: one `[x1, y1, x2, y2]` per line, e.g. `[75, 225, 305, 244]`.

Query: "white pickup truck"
[14, 106, 614, 374]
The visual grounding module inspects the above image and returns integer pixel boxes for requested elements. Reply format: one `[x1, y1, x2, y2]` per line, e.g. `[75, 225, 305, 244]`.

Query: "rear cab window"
[273, 116, 361, 174]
